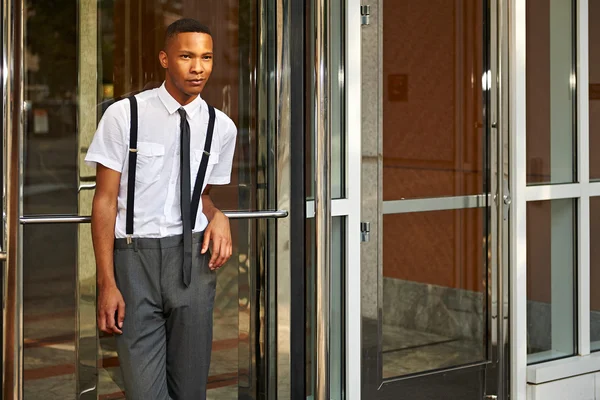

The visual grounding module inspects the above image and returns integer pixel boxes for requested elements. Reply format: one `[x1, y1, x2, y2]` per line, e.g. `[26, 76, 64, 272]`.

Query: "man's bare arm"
[201, 185, 232, 270]
[91, 164, 125, 334]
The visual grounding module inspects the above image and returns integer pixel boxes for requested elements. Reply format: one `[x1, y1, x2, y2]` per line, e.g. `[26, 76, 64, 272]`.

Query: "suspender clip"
[203, 150, 210, 156]
[129, 148, 138, 153]
[126, 235, 132, 245]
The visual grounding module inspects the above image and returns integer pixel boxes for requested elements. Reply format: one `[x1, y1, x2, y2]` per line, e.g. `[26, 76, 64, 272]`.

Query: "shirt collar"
[157, 82, 203, 118]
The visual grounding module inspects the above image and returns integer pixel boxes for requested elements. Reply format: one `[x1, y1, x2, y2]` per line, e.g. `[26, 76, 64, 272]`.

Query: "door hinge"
[360, 222, 371, 242]
[361, 5, 371, 25]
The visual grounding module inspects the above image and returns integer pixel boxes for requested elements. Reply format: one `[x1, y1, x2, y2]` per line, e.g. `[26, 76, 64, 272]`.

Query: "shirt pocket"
[192, 149, 220, 168]
[135, 142, 165, 183]
[191, 150, 220, 186]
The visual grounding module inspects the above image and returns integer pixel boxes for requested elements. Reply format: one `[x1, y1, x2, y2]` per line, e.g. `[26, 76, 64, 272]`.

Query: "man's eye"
[203, 56, 213, 60]
[181, 55, 191, 59]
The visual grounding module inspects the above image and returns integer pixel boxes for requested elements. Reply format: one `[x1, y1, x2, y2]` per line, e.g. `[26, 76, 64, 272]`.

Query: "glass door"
[2, 0, 299, 399]
[359, 0, 508, 398]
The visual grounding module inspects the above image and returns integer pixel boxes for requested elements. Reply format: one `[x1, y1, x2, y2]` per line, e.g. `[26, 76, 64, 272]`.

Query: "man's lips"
[187, 79, 205, 85]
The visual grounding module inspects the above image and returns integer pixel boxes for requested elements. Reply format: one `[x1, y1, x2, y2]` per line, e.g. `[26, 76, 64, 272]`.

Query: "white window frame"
[514, 0, 597, 395]
[344, 0, 362, 398]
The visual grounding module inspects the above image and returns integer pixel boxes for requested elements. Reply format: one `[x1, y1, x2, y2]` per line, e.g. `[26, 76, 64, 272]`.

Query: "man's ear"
[159, 50, 168, 69]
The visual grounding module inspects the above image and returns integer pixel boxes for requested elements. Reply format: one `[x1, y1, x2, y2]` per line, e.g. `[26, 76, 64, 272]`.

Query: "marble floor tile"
[382, 324, 484, 378]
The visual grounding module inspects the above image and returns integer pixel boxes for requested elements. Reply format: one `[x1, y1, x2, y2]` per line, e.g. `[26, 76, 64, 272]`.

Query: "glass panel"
[590, 0, 600, 180]
[24, 0, 272, 398]
[331, 0, 345, 199]
[525, 0, 576, 185]
[93, 1, 262, 398]
[382, 0, 485, 200]
[24, 1, 79, 215]
[590, 197, 600, 351]
[305, 216, 345, 398]
[526, 199, 576, 364]
[23, 225, 77, 399]
[330, 217, 345, 400]
[381, 208, 487, 378]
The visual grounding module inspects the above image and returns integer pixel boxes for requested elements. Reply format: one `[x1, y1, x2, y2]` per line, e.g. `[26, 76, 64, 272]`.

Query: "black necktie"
[178, 108, 192, 287]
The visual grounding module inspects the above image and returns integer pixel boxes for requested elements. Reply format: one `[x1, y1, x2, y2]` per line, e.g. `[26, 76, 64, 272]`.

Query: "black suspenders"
[125, 95, 216, 243]
[191, 105, 216, 229]
[125, 96, 138, 244]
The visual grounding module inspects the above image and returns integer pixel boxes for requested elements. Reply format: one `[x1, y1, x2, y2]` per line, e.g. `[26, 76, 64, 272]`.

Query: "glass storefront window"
[526, 199, 577, 364]
[381, 0, 485, 200]
[23, 0, 270, 398]
[526, 0, 576, 185]
[381, 208, 487, 377]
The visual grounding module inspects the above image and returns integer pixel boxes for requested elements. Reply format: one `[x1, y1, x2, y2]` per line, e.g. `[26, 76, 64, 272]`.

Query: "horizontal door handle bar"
[20, 210, 288, 225]
[383, 194, 491, 215]
[223, 210, 288, 219]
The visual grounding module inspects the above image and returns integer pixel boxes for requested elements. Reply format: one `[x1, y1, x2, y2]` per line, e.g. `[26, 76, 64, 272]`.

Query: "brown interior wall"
[526, 0, 551, 183]
[588, 0, 600, 179]
[526, 201, 552, 304]
[382, 0, 484, 292]
[590, 0, 600, 313]
[524, 0, 552, 304]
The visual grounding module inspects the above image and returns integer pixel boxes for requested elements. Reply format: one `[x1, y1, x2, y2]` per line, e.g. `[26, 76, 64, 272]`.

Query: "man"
[85, 18, 237, 400]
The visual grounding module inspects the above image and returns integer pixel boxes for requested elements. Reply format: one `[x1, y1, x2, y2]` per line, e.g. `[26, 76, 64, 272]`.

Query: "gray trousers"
[113, 232, 216, 400]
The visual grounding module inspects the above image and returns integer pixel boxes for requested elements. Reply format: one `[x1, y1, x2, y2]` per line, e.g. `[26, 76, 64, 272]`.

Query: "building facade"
[1, 0, 599, 399]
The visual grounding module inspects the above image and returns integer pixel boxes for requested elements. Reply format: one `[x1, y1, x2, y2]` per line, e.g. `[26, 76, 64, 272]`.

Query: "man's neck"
[164, 80, 197, 106]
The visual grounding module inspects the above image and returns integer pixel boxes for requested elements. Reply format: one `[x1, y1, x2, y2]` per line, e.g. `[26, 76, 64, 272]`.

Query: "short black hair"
[164, 18, 211, 49]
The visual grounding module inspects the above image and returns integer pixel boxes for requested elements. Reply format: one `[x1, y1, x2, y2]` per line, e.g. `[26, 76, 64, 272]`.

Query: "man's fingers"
[201, 229, 211, 254]
[117, 301, 126, 330]
[104, 309, 116, 332]
[219, 241, 231, 267]
[98, 312, 107, 333]
[214, 239, 232, 268]
[209, 238, 221, 269]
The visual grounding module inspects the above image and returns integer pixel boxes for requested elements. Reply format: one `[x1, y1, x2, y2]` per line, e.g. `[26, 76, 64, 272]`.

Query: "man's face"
[159, 32, 213, 98]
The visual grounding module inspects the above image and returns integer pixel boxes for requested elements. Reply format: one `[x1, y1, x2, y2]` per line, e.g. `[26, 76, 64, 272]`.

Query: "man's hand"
[97, 283, 126, 335]
[201, 210, 232, 270]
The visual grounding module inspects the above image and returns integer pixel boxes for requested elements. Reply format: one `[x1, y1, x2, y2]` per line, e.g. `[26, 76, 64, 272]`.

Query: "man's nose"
[190, 58, 204, 74]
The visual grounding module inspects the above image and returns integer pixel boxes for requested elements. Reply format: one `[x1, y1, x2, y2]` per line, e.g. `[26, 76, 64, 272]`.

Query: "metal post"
[314, 0, 331, 398]
[2, 0, 24, 398]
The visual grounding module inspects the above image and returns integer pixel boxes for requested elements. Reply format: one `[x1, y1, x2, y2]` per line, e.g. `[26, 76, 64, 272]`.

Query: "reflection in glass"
[381, 208, 487, 378]
[590, 0, 600, 180]
[382, 0, 485, 200]
[23, 225, 77, 399]
[590, 197, 600, 351]
[305, 216, 345, 398]
[24, 1, 79, 215]
[24, 0, 265, 398]
[527, 199, 576, 364]
[526, 0, 576, 185]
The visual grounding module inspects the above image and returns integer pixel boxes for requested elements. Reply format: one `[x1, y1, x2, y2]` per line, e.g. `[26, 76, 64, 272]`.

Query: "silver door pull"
[20, 210, 289, 225]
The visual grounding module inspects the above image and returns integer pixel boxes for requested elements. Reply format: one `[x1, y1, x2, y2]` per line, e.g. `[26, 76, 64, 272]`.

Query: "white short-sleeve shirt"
[85, 83, 237, 238]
